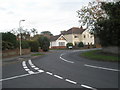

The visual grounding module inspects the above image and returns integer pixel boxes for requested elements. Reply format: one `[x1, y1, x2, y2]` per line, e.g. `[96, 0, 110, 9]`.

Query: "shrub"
[21, 40, 30, 49]
[38, 36, 50, 52]
[28, 40, 39, 52]
[2, 32, 17, 49]
[2, 41, 14, 50]
[66, 43, 73, 48]
[78, 42, 84, 48]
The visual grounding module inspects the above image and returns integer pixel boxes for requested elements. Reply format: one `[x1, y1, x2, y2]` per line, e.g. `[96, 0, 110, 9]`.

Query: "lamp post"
[19, 20, 25, 56]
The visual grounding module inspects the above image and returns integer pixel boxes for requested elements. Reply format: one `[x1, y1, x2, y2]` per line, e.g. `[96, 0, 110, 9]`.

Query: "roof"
[61, 26, 85, 35]
[50, 35, 61, 41]
[50, 34, 67, 41]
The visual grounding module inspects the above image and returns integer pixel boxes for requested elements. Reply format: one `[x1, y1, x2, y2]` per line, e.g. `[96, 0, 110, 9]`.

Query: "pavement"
[1, 48, 120, 89]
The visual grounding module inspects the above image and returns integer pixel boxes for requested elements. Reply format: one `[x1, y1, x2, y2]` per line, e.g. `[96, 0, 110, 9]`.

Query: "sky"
[0, 0, 99, 35]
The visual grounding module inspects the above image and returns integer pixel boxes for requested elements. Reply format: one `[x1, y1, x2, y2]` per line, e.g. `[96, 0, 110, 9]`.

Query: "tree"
[77, 1, 107, 46]
[2, 32, 17, 49]
[78, 42, 84, 48]
[94, 1, 120, 47]
[28, 40, 39, 52]
[77, 1, 106, 31]
[41, 31, 53, 36]
[30, 28, 38, 36]
[66, 43, 73, 48]
[38, 36, 50, 52]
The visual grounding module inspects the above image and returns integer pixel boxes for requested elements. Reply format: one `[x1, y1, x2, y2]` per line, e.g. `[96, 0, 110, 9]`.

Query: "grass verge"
[31, 53, 45, 56]
[80, 50, 119, 62]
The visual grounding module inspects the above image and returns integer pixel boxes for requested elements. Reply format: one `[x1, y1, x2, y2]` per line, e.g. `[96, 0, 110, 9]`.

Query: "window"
[59, 42, 65, 46]
[90, 36, 93, 38]
[74, 35, 78, 38]
[84, 35, 86, 38]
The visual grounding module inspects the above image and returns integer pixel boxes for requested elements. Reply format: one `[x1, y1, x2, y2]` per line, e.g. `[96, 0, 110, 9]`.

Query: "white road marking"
[38, 70, 44, 73]
[46, 72, 53, 75]
[0, 74, 30, 82]
[23, 66, 28, 69]
[34, 67, 39, 70]
[81, 84, 97, 90]
[60, 56, 74, 63]
[28, 60, 34, 66]
[25, 69, 30, 71]
[54, 75, 63, 79]
[65, 79, 77, 84]
[22, 61, 26, 67]
[31, 65, 36, 68]
[84, 64, 119, 72]
[28, 71, 35, 74]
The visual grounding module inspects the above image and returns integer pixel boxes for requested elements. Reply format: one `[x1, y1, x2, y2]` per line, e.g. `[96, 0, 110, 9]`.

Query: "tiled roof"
[50, 35, 61, 41]
[61, 27, 85, 35]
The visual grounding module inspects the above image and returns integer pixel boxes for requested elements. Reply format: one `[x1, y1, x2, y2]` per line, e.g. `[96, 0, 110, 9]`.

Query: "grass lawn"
[80, 50, 119, 62]
[31, 53, 45, 56]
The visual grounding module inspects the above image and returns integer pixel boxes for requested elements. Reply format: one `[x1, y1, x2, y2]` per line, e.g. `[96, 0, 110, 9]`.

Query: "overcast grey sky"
[0, 0, 97, 35]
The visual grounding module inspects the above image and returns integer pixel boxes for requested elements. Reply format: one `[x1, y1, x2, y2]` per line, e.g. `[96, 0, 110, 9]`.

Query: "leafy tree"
[28, 40, 39, 52]
[66, 43, 73, 48]
[41, 31, 53, 36]
[2, 32, 17, 49]
[78, 42, 84, 48]
[31, 28, 38, 36]
[77, 1, 106, 31]
[94, 1, 120, 47]
[38, 36, 50, 52]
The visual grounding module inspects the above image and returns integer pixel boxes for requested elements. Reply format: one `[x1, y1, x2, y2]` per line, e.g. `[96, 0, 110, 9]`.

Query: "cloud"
[0, 0, 92, 35]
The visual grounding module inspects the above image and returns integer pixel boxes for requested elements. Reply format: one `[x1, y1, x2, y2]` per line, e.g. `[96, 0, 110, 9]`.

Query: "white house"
[50, 27, 94, 48]
[50, 35, 68, 48]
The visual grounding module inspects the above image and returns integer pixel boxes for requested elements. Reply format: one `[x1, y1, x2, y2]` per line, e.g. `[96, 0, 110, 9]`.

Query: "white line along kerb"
[84, 64, 120, 72]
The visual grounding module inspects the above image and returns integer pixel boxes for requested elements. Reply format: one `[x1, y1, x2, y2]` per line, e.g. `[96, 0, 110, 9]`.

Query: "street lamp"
[19, 20, 25, 56]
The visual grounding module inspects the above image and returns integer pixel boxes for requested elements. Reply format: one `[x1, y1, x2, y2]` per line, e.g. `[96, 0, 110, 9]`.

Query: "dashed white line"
[84, 64, 119, 72]
[65, 79, 77, 84]
[38, 70, 44, 73]
[31, 65, 36, 68]
[34, 67, 39, 70]
[54, 75, 63, 79]
[28, 60, 34, 66]
[22, 61, 26, 67]
[60, 56, 74, 63]
[81, 84, 97, 90]
[46, 72, 53, 75]
[25, 68, 30, 71]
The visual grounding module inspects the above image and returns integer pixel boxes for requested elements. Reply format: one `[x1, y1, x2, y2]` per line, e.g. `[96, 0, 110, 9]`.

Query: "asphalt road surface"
[1, 49, 120, 89]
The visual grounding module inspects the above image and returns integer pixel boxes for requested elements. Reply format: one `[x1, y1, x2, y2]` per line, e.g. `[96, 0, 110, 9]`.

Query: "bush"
[2, 41, 14, 50]
[21, 40, 30, 49]
[28, 40, 39, 52]
[66, 43, 73, 48]
[38, 36, 50, 52]
[78, 42, 84, 48]
[2, 32, 17, 49]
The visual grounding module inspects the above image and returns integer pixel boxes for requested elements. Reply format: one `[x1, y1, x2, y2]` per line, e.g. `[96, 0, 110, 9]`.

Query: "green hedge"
[28, 40, 39, 52]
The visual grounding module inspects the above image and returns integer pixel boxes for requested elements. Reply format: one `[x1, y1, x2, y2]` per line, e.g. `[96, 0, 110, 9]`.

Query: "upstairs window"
[84, 35, 86, 38]
[74, 35, 78, 38]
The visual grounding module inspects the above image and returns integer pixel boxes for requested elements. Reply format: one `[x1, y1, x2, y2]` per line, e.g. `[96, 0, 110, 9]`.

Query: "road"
[1, 49, 120, 89]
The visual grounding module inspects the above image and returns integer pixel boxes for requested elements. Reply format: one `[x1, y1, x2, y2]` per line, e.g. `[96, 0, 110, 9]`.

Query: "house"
[62, 26, 94, 46]
[50, 26, 94, 48]
[50, 35, 68, 49]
